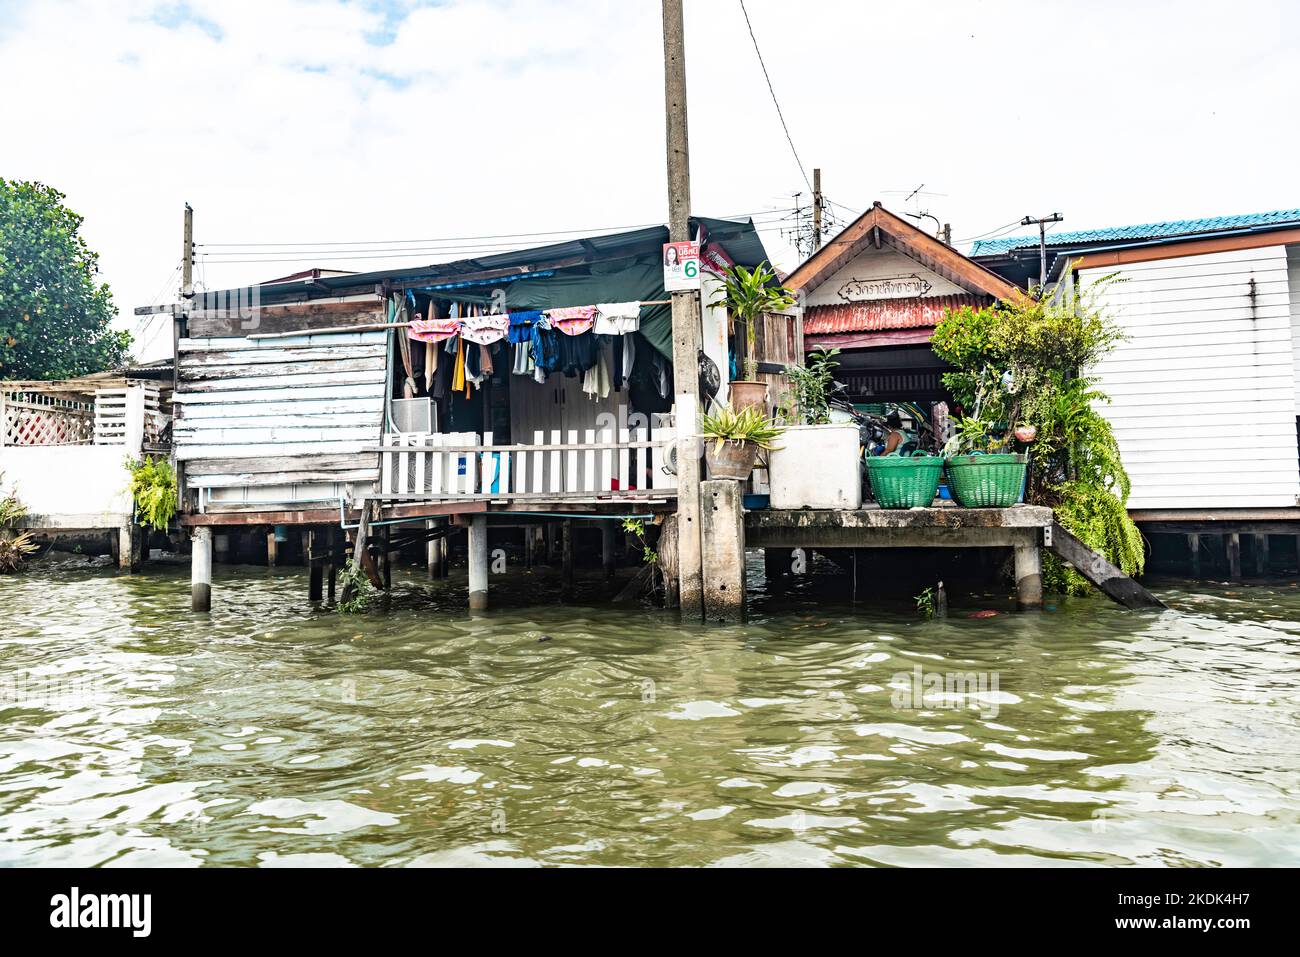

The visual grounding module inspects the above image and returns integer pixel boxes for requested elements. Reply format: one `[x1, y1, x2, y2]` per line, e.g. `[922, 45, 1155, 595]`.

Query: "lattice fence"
[0, 391, 95, 446]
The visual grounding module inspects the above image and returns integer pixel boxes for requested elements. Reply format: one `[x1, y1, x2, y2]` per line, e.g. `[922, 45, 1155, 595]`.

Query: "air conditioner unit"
[391, 398, 435, 434]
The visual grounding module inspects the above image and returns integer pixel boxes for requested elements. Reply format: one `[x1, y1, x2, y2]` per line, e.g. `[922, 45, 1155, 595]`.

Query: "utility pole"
[1021, 212, 1063, 290]
[812, 168, 823, 251]
[941, 223, 952, 247]
[662, 0, 703, 617]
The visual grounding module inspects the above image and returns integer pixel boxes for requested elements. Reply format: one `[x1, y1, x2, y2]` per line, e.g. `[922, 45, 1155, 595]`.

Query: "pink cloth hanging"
[546, 305, 598, 336]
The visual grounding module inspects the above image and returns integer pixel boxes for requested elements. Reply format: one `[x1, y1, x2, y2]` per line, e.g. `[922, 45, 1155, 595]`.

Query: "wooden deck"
[745, 504, 1053, 548]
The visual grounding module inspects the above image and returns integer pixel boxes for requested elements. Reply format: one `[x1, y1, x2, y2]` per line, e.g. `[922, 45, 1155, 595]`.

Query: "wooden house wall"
[175, 330, 387, 490]
[1082, 245, 1300, 510]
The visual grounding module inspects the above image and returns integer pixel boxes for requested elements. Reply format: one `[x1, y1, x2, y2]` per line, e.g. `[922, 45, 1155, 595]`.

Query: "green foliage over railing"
[125, 457, 177, 533]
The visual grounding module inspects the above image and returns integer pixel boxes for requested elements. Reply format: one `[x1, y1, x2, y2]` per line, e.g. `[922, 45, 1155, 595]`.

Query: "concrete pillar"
[214, 533, 230, 564]
[1227, 533, 1241, 581]
[117, 523, 141, 572]
[701, 480, 745, 621]
[1014, 542, 1042, 610]
[601, 520, 617, 579]
[1187, 533, 1200, 578]
[468, 515, 488, 610]
[191, 527, 212, 612]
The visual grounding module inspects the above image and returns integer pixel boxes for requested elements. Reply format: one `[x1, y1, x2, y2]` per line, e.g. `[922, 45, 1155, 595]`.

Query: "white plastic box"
[766, 424, 862, 509]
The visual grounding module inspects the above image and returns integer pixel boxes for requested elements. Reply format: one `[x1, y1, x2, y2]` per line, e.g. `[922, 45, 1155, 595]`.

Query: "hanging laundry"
[582, 341, 611, 400]
[547, 305, 598, 336]
[530, 321, 560, 379]
[507, 309, 543, 344]
[461, 313, 510, 346]
[621, 334, 636, 391]
[479, 343, 494, 377]
[409, 316, 461, 343]
[511, 341, 532, 376]
[451, 337, 466, 394]
[594, 301, 641, 336]
[559, 330, 598, 378]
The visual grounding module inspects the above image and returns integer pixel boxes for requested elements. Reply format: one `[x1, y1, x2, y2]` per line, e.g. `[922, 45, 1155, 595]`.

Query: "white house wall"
[804, 246, 966, 308]
[1082, 245, 1299, 511]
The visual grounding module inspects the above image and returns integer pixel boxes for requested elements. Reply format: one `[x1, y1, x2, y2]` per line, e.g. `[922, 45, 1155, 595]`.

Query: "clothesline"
[246, 299, 672, 340]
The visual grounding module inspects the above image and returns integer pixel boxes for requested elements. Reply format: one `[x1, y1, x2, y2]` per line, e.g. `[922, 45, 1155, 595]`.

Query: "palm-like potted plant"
[701, 404, 785, 481]
[710, 262, 796, 413]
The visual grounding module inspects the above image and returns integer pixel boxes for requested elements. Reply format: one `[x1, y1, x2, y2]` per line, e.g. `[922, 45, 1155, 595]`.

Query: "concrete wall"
[0, 445, 134, 528]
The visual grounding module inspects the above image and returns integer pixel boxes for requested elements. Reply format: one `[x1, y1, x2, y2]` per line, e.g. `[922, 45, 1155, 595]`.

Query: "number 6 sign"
[663, 241, 701, 292]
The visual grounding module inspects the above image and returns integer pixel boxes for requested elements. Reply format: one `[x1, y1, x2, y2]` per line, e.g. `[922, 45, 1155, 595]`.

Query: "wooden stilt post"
[1014, 541, 1043, 610]
[1188, 533, 1200, 578]
[1255, 533, 1268, 577]
[701, 480, 745, 621]
[601, 520, 617, 580]
[308, 528, 323, 602]
[561, 520, 574, 599]
[426, 519, 440, 579]
[191, 527, 212, 613]
[1227, 533, 1241, 581]
[468, 515, 488, 610]
[326, 526, 337, 603]
[381, 526, 392, 591]
[266, 529, 278, 567]
[524, 524, 535, 569]
[545, 523, 556, 566]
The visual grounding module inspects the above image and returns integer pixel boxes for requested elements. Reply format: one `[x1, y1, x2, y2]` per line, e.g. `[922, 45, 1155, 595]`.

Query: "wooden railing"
[376, 428, 678, 502]
[93, 386, 167, 447]
[0, 392, 94, 446]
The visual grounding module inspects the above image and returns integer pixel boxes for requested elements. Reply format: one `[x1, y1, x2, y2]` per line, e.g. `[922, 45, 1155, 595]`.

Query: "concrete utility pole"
[1021, 212, 1063, 290]
[662, 0, 704, 617]
[812, 168, 823, 250]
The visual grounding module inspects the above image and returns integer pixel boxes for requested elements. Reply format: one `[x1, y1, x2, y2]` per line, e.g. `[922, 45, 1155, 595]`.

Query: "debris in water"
[969, 610, 999, 619]
[537, 635, 554, 643]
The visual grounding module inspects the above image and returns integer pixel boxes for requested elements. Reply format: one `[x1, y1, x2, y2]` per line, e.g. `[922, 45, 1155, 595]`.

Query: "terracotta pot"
[705, 439, 759, 481]
[728, 380, 768, 413]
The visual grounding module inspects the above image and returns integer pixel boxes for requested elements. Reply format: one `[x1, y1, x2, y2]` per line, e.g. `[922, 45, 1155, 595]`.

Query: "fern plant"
[125, 457, 178, 532]
[0, 472, 36, 573]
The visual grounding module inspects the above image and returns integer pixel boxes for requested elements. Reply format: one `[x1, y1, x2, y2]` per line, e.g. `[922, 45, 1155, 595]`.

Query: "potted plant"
[766, 349, 863, 509]
[942, 416, 1028, 508]
[701, 404, 784, 481]
[710, 262, 796, 413]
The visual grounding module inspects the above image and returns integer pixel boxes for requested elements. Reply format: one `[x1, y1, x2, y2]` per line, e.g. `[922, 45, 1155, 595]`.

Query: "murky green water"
[1, 554, 1297, 867]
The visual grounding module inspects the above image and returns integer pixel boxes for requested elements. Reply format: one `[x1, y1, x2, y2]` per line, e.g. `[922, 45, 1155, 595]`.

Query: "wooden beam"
[1047, 522, 1165, 610]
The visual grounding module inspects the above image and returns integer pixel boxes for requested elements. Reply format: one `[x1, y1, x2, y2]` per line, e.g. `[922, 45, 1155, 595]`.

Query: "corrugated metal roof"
[970, 208, 1300, 256]
[803, 295, 984, 335]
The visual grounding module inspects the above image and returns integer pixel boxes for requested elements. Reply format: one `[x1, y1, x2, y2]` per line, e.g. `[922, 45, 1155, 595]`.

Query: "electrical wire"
[737, 0, 811, 192]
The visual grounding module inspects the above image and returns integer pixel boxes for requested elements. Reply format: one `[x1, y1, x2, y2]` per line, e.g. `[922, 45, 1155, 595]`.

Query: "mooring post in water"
[1255, 534, 1268, 577]
[602, 520, 617, 580]
[468, 514, 488, 610]
[1188, 533, 1200, 578]
[700, 480, 745, 621]
[117, 523, 141, 573]
[266, 529, 278, 567]
[191, 527, 212, 613]
[935, 580, 948, 619]
[1014, 541, 1043, 610]
[1227, 533, 1241, 581]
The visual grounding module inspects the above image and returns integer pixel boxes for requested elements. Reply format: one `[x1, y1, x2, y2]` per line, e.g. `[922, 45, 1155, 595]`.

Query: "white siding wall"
[1288, 244, 1300, 407]
[1082, 246, 1298, 510]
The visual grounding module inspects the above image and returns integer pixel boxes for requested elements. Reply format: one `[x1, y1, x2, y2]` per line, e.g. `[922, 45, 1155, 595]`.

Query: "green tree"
[0, 179, 130, 379]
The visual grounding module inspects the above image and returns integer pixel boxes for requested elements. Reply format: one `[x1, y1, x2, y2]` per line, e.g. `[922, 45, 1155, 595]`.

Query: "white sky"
[3, 0, 1297, 361]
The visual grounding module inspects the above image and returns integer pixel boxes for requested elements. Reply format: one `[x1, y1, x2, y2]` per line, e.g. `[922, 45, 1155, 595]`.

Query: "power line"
[737, 0, 811, 192]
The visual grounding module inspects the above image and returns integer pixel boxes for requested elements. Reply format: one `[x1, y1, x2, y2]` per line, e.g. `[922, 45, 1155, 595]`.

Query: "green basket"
[945, 453, 1028, 507]
[864, 453, 944, 508]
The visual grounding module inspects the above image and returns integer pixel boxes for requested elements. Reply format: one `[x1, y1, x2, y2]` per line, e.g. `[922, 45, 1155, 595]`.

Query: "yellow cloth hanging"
[452, 339, 466, 394]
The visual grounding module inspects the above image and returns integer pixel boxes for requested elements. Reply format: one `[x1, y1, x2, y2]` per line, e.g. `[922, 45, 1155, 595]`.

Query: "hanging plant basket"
[945, 453, 1028, 508]
[864, 452, 945, 509]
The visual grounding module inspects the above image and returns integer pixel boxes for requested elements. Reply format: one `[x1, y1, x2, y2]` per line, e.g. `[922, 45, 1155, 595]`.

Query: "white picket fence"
[377, 428, 678, 501]
[93, 386, 167, 447]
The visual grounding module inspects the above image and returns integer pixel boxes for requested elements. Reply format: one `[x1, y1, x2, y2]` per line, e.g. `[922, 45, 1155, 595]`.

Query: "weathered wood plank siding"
[1082, 245, 1300, 510]
[176, 331, 387, 490]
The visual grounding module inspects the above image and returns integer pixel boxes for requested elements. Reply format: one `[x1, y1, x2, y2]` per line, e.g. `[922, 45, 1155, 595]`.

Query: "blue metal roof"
[970, 208, 1300, 256]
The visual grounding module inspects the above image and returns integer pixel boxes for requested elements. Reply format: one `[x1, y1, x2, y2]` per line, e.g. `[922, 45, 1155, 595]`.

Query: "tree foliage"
[932, 278, 1145, 594]
[0, 179, 130, 379]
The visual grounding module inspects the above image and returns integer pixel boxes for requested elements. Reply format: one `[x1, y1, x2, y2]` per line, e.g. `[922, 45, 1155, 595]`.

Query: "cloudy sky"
[3, 0, 1297, 360]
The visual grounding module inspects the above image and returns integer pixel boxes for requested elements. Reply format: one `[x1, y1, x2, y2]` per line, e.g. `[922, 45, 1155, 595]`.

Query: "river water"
[1, 554, 1297, 867]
